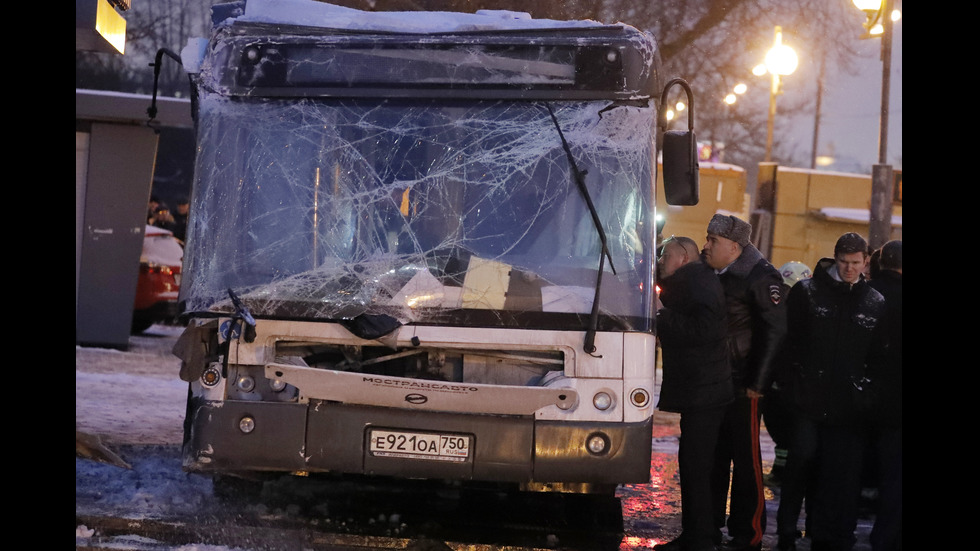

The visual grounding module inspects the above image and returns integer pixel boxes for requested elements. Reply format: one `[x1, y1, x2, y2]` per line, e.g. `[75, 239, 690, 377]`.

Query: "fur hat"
[707, 214, 752, 246]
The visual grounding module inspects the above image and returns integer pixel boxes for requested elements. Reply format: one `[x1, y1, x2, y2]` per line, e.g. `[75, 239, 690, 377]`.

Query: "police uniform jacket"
[656, 260, 733, 413]
[716, 243, 786, 395]
[784, 258, 887, 425]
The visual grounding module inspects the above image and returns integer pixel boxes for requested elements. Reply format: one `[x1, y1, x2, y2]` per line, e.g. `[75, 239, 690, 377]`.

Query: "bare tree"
[334, 0, 869, 167]
[623, 0, 865, 168]
[77, 0, 222, 97]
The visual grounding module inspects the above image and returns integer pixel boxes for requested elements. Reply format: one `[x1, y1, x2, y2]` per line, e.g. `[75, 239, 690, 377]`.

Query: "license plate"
[369, 429, 471, 462]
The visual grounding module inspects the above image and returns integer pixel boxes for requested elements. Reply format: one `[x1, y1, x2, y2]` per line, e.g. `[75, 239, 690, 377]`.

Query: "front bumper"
[183, 398, 652, 486]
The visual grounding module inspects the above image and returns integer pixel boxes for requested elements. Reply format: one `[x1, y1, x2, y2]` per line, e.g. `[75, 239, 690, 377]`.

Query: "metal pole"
[869, 0, 894, 250]
[764, 26, 781, 163]
[876, 2, 892, 165]
[766, 72, 777, 163]
[810, 55, 825, 169]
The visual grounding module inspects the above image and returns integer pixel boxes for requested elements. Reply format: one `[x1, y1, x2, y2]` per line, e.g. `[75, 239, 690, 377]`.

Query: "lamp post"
[756, 26, 798, 162]
[854, 0, 896, 250]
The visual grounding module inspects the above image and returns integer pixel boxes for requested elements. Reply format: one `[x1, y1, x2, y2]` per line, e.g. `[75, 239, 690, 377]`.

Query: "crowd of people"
[654, 214, 902, 551]
[147, 194, 189, 243]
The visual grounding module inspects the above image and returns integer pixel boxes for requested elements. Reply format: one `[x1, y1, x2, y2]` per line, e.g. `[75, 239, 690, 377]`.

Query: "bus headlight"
[239, 416, 256, 433]
[586, 432, 610, 455]
[236, 375, 256, 393]
[270, 377, 287, 392]
[593, 391, 613, 411]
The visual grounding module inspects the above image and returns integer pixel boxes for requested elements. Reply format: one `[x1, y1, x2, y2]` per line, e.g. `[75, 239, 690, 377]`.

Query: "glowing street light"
[724, 82, 748, 106]
[760, 26, 798, 162]
[664, 100, 687, 125]
[854, 0, 902, 37]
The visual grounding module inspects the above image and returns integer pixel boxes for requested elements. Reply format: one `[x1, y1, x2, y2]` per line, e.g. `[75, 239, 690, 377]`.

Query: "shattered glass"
[181, 81, 658, 332]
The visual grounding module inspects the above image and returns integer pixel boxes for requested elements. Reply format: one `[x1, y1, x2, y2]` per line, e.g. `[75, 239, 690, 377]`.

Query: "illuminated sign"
[76, 0, 128, 55]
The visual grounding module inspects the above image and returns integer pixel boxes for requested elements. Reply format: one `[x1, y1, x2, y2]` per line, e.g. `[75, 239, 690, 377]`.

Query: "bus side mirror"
[660, 78, 699, 206]
[663, 129, 699, 205]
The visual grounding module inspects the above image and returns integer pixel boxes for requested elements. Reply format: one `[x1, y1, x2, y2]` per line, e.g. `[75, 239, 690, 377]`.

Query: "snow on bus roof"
[183, 0, 634, 75]
[234, 0, 606, 33]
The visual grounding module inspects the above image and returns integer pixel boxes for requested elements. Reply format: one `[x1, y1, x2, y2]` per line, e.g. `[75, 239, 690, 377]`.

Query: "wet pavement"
[631, 389, 876, 551]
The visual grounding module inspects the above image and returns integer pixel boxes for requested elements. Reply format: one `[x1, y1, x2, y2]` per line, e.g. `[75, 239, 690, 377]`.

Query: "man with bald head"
[653, 236, 732, 551]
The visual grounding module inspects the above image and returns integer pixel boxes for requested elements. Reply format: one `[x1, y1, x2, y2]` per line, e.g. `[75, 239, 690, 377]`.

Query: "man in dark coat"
[702, 214, 786, 551]
[781, 232, 886, 551]
[867, 239, 901, 551]
[765, 261, 813, 488]
[654, 236, 733, 551]
[172, 197, 190, 242]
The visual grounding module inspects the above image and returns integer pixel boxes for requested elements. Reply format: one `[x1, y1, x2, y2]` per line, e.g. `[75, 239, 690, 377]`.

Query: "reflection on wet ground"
[618, 452, 681, 550]
[615, 413, 683, 550]
[613, 409, 874, 551]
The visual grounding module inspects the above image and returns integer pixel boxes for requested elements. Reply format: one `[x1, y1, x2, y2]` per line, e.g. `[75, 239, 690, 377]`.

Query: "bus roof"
[218, 0, 613, 34]
[187, 1, 660, 101]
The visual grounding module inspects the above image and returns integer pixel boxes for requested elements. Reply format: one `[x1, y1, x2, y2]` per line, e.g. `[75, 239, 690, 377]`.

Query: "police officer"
[765, 262, 812, 486]
[701, 214, 787, 551]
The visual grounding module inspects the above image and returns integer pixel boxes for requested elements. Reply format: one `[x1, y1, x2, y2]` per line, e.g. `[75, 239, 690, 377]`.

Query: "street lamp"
[853, 0, 896, 250]
[854, 0, 901, 37]
[664, 100, 688, 129]
[756, 26, 798, 162]
[724, 83, 747, 106]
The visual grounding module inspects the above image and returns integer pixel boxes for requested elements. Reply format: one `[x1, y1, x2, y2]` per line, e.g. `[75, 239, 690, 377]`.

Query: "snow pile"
[818, 207, 903, 226]
[75, 324, 186, 446]
[236, 0, 601, 32]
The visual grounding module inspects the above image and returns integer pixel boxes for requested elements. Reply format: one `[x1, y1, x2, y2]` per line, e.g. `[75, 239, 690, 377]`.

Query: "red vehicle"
[132, 225, 183, 333]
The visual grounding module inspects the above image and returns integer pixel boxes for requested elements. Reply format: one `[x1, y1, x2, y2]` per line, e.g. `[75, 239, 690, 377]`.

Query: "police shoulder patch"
[769, 284, 782, 304]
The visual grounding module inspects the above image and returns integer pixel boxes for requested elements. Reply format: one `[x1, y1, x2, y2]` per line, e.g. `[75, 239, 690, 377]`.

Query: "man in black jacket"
[653, 236, 733, 551]
[867, 240, 901, 551]
[702, 214, 786, 551]
[781, 232, 886, 551]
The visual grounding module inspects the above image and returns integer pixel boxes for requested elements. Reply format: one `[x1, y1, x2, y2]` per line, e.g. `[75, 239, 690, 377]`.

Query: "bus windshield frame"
[180, 22, 660, 333]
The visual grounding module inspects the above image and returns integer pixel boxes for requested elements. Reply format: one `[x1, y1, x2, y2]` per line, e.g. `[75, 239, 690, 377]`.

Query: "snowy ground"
[76, 324, 188, 446]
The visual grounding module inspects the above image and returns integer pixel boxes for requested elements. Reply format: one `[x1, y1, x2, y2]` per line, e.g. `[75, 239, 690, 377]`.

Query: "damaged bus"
[170, 0, 699, 500]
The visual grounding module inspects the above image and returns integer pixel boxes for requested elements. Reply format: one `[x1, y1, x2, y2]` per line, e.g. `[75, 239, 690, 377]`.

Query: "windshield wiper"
[544, 103, 614, 356]
[228, 288, 257, 343]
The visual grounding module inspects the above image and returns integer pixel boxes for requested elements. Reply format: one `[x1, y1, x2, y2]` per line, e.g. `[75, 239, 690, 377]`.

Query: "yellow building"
[655, 162, 903, 273]
[656, 161, 749, 247]
[766, 166, 903, 270]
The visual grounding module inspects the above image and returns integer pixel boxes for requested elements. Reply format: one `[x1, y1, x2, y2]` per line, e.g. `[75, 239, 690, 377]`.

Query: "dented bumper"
[183, 398, 652, 485]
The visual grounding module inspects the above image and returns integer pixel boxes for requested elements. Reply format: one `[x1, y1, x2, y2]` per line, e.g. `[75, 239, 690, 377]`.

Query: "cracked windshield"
[183, 93, 656, 330]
